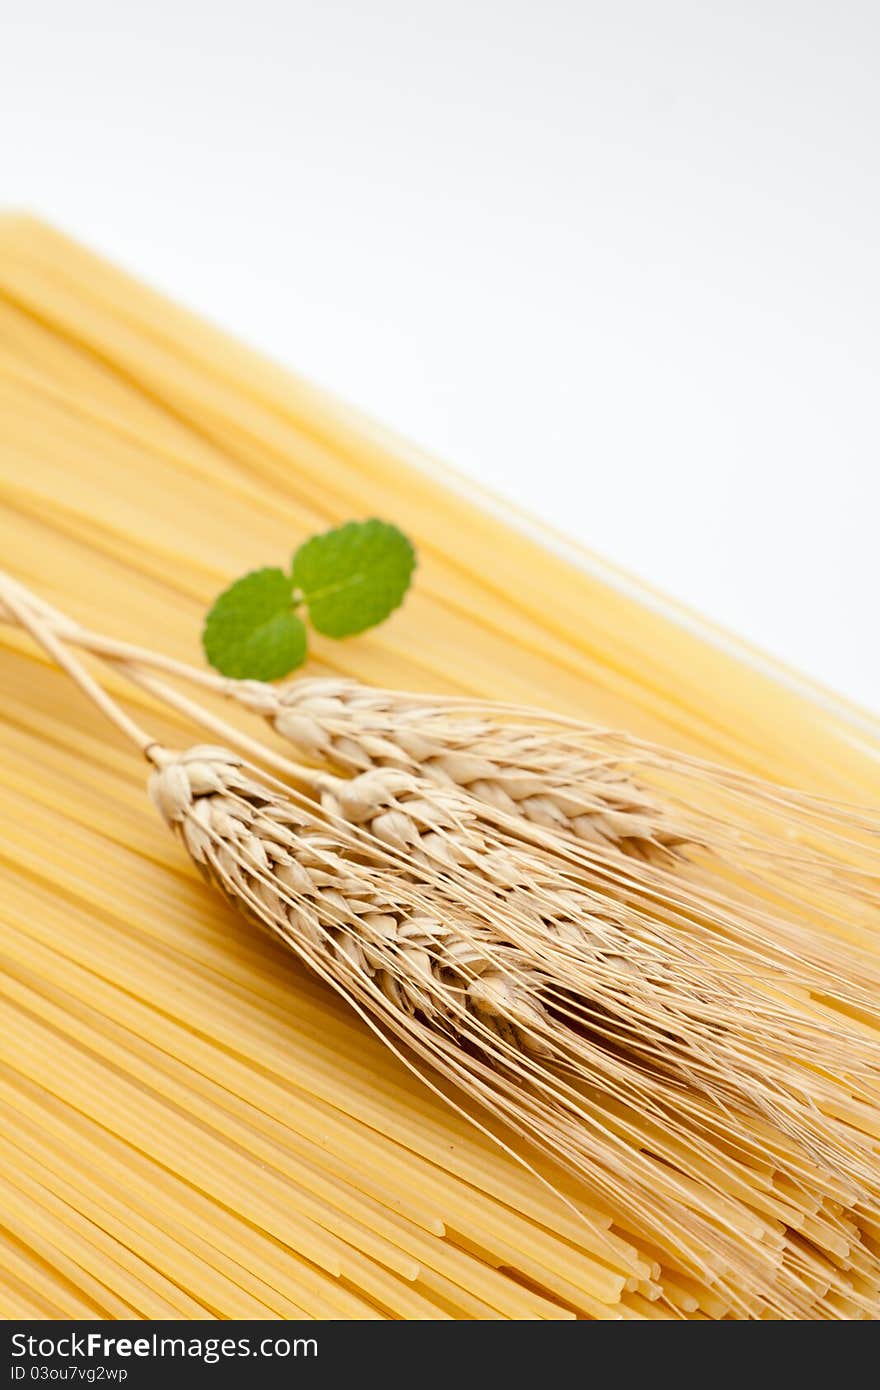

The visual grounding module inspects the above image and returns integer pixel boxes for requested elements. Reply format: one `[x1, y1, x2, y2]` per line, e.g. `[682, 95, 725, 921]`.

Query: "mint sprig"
[202, 520, 416, 680]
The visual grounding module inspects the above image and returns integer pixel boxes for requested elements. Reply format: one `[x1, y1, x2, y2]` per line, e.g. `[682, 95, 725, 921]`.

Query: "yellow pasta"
[0, 216, 877, 1320]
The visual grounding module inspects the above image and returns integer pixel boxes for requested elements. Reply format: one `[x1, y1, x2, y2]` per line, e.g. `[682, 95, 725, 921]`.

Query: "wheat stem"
[0, 578, 331, 789]
[0, 577, 158, 757]
[120, 664, 325, 790]
[0, 582, 224, 694]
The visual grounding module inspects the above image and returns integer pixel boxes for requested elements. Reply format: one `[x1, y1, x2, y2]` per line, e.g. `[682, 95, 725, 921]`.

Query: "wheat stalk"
[2, 578, 879, 1318]
[3, 581, 879, 1161]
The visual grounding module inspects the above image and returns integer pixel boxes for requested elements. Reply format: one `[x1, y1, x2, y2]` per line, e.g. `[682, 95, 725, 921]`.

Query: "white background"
[3, 2, 878, 710]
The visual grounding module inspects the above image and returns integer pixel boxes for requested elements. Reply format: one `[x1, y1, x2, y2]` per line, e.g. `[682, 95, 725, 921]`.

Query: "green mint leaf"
[292, 519, 416, 638]
[202, 567, 307, 679]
